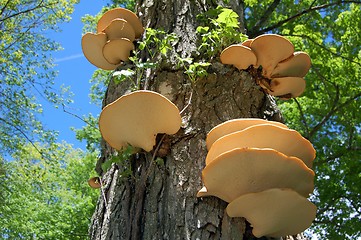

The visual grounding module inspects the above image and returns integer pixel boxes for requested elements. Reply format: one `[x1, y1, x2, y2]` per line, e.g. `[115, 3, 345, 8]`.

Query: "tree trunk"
[89, 0, 306, 239]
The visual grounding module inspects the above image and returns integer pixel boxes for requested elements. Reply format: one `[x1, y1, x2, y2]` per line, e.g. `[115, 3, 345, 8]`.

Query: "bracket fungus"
[197, 148, 314, 203]
[226, 188, 317, 238]
[99, 90, 181, 152]
[81, 7, 143, 70]
[88, 177, 101, 189]
[220, 34, 311, 99]
[206, 124, 315, 168]
[103, 19, 136, 41]
[220, 45, 257, 70]
[97, 7, 144, 39]
[271, 51, 311, 78]
[251, 34, 295, 78]
[206, 118, 288, 150]
[197, 118, 317, 236]
[102, 38, 135, 64]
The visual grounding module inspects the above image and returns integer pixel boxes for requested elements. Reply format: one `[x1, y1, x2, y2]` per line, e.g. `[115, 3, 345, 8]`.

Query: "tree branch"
[288, 34, 361, 67]
[313, 67, 335, 100]
[309, 91, 361, 138]
[0, 117, 43, 157]
[62, 104, 99, 130]
[293, 98, 310, 139]
[252, 0, 281, 32]
[0, 0, 45, 22]
[309, 84, 340, 138]
[249, 1, 361, 37]
[0, 0, 11, 16]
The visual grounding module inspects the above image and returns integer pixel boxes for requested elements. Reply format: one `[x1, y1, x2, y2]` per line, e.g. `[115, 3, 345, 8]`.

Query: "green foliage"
[0, 143, 98, 239]
[196, 6, 248, 59]
[177, 57, 211, 83]
[138, 28, 178, 58]
[89, 69, 109, 105]
[111, 0, 135, 11]
[101, 145, 138, 175]
[72, 114, 102, 152]
[86, 27, 178, 106]
[0, 0, 78, 157]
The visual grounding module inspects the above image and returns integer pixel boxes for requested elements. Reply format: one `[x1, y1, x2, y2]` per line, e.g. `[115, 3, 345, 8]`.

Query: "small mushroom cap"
[268, 77, 306, 99]
[271, 51, 311, 78]
[97, 7, 144, 38]
[220, 45, 257, 70]
[102, 38, 135, 64]
[250, 34, 294, 78]
[206, 124, 315, 168]
[99, 90, 181, 152]
[226, 188, 317, 238]
[241, 39, 253, 48]
[103, 18, 136, 41]
[198, 148, 315, 202]
[206, 118, 288, 150]
[88, 177, 101, 189]
[81, 32, 120, 70]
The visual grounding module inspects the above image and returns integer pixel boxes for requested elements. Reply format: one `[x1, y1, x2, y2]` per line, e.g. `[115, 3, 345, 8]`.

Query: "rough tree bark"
[89, 0, 308, 239]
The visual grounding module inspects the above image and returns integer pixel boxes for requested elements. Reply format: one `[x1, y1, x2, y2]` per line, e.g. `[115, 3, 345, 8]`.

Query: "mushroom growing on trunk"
[99, 90, 181, 152]
[81, 7, 144, 70]
[220, 34, 311, 99]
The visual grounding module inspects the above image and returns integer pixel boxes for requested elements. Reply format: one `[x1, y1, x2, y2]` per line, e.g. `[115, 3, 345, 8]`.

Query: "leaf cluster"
[0, 143, 98, 239]
[0, 0, 78, 157]
[196, 6, 247, 59]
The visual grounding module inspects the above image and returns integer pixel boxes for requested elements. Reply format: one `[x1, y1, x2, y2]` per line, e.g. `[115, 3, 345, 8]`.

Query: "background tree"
[86, 0, 361, 239]
[0, 143, 99, 239]
[0, 0, 78, 157]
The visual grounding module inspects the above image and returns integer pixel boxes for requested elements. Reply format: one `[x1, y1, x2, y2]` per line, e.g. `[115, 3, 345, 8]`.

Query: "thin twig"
[312, 68, 335, 100]
[0, 0, 11, 16]
[0, 0, 45, 22]
[293, 98, 310, 139]
[62, 104, 99, 130]
[252, 0, 281, 31]
[0, 117, 48, 160]
[288, 34, 361, 67]
[309, 85, 340, 138]
[180, 90, 193, 115]
[309, 90, 361, 138]
[99, 177, 108, 208]
[139, 134, 167, 188]
[250, 1, 361, 37]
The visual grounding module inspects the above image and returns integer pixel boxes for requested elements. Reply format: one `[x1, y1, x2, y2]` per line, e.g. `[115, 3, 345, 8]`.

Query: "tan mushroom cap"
[268, 77, 306, 99]
[220, 45, 257, 70]
[197, 148, 315, 202]
[206, 124, 315, 168]
[81, 32, 120, 70]
[226, 188, 317, 238]
[271, 51, 311, 78]
[97, 8, 144, 38]
[206, 118, 288, 150]
[88, 177, 101, 189]
[103, 18, 136, 41]
[250, 34, 294, 78]
[102, 38, 135, 64]
[241, 39, 253, 48]
[99, 90, 181, 152]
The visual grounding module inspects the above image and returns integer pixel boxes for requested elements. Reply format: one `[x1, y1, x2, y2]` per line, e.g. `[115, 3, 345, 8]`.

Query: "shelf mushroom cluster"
[98, 90, 182, 152]
[81, 8, 144, 70]
[220, 34, 311, 99]
[197, 118, 317, 237]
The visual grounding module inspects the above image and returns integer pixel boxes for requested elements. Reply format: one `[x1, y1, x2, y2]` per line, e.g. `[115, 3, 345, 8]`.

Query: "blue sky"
[41, 0, 110, 149]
